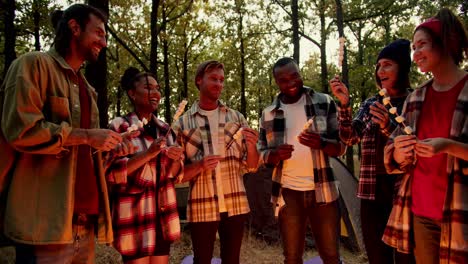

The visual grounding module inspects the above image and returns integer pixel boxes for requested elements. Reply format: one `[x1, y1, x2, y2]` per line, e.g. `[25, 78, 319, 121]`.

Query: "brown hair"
[51, 4, 107, 57]
[194, 60, 224, 89]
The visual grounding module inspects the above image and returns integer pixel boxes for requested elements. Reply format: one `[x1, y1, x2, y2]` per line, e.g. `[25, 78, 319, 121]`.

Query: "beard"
[85, 47, 103, 63]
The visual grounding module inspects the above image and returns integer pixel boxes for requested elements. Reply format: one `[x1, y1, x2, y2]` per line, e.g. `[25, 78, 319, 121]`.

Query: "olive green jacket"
[0, 48, 113, 244]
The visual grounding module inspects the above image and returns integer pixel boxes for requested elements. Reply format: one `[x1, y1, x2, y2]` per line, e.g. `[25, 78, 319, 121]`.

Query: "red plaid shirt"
[337, 95, 406, 200]
[383, 79, 468, 263]
[106, 113, 181, 258]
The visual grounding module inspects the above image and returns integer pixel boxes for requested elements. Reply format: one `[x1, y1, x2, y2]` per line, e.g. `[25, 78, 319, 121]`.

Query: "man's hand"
[87, 129, 122, 151]
[267, 144, 294, 165]
[241, 127, 259, 148]
[415, 138, 449, 158]
[113, 130, 140, 156]
[298, 131, 322, 149]
[200, 155, 222, 171]
[393, 135, 417, 165]
[330, 75, 350, 106]
[370, 102, 390, 129]
[166, 146, 184, 160]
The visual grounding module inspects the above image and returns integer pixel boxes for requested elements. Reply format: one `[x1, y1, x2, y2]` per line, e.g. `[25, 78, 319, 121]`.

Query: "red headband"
[415, 17, 442, 37]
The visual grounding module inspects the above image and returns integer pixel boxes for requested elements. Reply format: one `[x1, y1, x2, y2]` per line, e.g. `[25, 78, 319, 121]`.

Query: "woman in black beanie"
[330, 39, 415, 264]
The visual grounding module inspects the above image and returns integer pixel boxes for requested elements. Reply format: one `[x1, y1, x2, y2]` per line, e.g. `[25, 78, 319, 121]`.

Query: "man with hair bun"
[0, 3, 137, 263]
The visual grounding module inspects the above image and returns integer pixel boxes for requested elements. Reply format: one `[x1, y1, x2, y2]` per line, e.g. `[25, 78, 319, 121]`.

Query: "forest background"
[1, 0, 467, 174]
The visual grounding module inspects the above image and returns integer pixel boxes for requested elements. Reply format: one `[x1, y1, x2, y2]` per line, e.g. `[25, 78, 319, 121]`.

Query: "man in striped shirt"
[173, 60, 259, 264]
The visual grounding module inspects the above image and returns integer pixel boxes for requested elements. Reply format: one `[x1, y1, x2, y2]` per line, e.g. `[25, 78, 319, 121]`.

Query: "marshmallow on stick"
[172, 99, 188, 123]
[93, 117, 147, 154]
[303, 117, 315, 131]
[295, 117, 316, 142]
[378, 88, 413, 135]
[338, 37, 346, 68]
[226, 125, 244, 150]
[163, 99, 189, 138]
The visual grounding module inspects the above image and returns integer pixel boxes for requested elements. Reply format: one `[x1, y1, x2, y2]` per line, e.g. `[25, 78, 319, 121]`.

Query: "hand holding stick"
[378, 88, 413, 135]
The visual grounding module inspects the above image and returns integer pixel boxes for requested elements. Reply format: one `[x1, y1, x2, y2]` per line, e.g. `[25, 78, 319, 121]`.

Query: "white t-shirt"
[280, 94, 315, 191]
[198, 107, 227, 212]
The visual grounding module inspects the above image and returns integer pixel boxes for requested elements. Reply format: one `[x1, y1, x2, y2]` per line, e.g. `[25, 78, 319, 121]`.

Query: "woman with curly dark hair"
[106, 67, 184, 264]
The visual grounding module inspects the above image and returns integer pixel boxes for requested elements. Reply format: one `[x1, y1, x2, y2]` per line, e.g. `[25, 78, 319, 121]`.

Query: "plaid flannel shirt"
[257, 87, 340, 206]
[337, 95, 404, 200]
[106, 113, 181, 258]
[172, 101, 250, 222]
[383, 79, 468, 263]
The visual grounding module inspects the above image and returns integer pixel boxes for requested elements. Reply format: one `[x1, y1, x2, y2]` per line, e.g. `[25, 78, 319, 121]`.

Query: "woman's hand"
[415, 138, 449, 158]
[370, 102, 390, 129]
[330, 75, 350, 106]
[393, 135, 417, 165]
[147, 137, 166, 157]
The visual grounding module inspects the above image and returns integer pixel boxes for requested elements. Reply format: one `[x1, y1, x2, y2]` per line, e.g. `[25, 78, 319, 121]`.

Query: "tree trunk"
[238, 3, 247, 116]
[291, 0, 300, 63]
[335, 0, 354, 175]
[150, 0, 160, 75]
[319, 0, 328, 93]
[162, 6, 171, 123]
[86, 0, 109, 128]
[3, 0, 17, 79]
[116, 45, 122, 117]
[182, 47, 189, 100]
[33, 0, 41, 51]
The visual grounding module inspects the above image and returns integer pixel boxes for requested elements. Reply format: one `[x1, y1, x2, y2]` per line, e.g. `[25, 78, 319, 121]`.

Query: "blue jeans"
[279, 188, 341, 264]
[15, 219, 95, 264]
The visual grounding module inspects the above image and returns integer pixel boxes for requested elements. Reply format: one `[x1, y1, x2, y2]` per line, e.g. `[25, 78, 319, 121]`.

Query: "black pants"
[190, 213, 247, 264]
[360, 175, 415, 264]
[243, 167, 275, 234]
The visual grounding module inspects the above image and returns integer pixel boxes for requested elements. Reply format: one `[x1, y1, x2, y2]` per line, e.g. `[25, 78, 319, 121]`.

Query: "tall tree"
[334, 0, 354, 177]
[291, 0, 299, 62]
[86, 0, 109, 128]
[150, 0, 160, 75]
[32, 0, 41, 51]
[235, 0, 247, 116]
[3, 0, 17, 79]
[158, 0, 194, 122]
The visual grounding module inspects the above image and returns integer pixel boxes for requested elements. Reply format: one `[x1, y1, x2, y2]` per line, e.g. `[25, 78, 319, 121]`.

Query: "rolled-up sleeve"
[257, 111, 274, 167]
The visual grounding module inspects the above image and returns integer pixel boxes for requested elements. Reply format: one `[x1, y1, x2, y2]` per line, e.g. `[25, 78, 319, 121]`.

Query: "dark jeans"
[361, 175, 415, 264]
[279, 188, 341, 264]
[243, 167, 276, 235]
[190, 213, 247, 264]
[413, 215, 441, 264]
[15, 216, 95, 264]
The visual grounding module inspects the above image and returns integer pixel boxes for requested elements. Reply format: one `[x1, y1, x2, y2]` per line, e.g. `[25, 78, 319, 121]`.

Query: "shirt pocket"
[181, 128, 203, 160]
[225, 122, 243, 154]
[44, 96, 70, 124]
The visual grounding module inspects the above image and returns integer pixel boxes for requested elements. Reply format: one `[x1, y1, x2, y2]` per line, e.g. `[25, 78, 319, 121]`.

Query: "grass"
[0, 227, 367, 264]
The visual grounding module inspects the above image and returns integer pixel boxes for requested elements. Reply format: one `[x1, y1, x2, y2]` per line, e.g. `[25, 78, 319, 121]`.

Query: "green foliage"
[1, 0, 465, 123]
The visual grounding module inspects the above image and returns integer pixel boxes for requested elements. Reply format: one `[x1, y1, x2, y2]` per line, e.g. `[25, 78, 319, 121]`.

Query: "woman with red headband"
[383, 8, 468, 264]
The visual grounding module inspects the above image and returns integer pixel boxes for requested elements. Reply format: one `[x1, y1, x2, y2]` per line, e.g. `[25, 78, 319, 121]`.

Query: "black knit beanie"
[377, 39, 411, 74]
